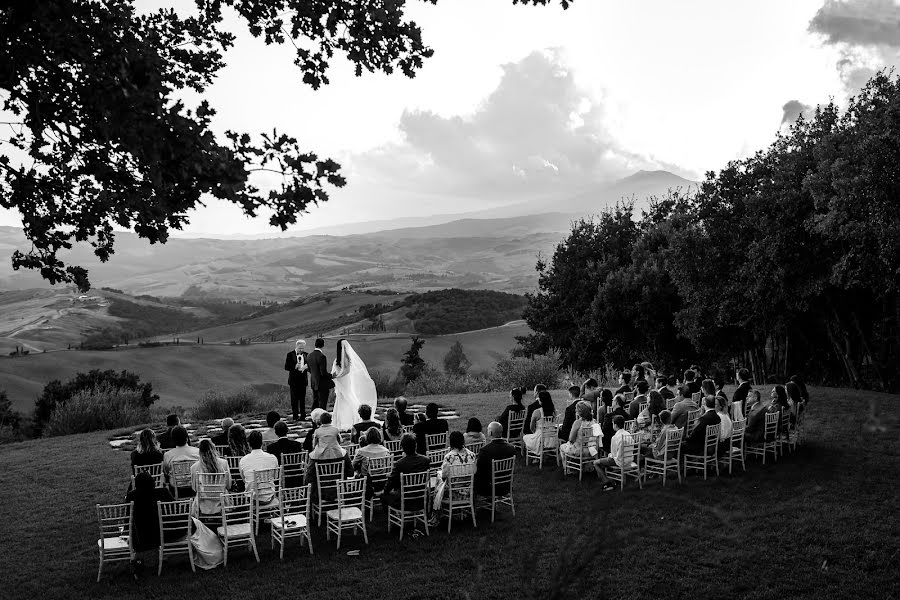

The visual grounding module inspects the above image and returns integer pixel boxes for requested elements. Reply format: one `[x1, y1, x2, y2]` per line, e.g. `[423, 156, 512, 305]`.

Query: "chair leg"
[362, 521, 369, 544]
[251, 537, 259, 563]
[188, 539, 196, 573]
[336, 524, 342, 550]
[158, 546, 164, 576]
[97, 553, 103, 583]
[471, 501, 477, 528]
[423, 510, 430, 536]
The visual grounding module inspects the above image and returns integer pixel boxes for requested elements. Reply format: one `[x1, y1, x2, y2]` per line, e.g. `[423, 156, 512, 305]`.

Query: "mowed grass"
[0, 322, 529, 413]
[0, 386, 897, 600]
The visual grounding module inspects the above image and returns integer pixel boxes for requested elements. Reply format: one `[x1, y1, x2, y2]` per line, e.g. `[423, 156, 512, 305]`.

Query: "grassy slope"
[0, 386, 897, 600]
[0, 322, 530, 412]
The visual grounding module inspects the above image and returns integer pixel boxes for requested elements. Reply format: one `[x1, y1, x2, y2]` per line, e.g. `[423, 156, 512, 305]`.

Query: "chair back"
[401, 424, 414, 434]
[491, 457, 515, 495]
[385, 439, 402, 460]
[96, 502, 132, 552]
[663, 427, 683, 459]
[465, 441, 485, 455]
[731, 419, 746, 448]
[221, 491, 253, 526]
[691, 391, 702, 403]
[341, 443, 359, 460]
[133, 463, 164, 488]
[764, 411, 780, 440]
[619, 433, 639, 468]
[639, 401, 649, 414]
[624, 419, 637, 434]
[252, 467, 281, 503]
[538, 415, 557, 445]
[281, 451, 308, 483]
[366, 456, 393, 489]
[158, 498, 192, 540]
[399, 471, 429, 511]
[314, 460, 345, 499]
[171, 460, 195, 489]
[336, 478, 366, 511]
[507, 410, 526, 439]
[426, 432, 448, 451]
[665, 398, 676, 410]
[214, 444, 230, 456]
[279, 484, 311, 521]
[686, 409, 701, 434]
[226, 455, 243, 479]
[576, 424, 599, 456]
[703, 424, 720, 456]
[197, 472, 228, 509]
[445, 466, 475, 502]
[427, 449, 445, 472]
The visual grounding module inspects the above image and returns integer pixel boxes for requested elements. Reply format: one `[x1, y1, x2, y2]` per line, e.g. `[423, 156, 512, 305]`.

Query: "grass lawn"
[0, 386, 897, 600]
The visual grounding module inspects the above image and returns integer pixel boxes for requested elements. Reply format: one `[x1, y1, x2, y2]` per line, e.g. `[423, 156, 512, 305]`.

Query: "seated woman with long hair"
[522, 391, 557, 454]
[430, 431, 477, 518]
[228, 423, 251, 458]
[353, 427, 390, 476]
[381, 407, 404, 441]
[130, 429, 164, 471]
[636, 390, 665, 430]
[463, 417, 486, 446]
[559, 400, 601, 458]
[496, 387, 526, 437]
[190, 439, 232, 518]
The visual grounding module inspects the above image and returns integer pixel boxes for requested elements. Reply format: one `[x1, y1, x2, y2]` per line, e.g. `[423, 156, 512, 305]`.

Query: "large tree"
[0, 0, 570, 291]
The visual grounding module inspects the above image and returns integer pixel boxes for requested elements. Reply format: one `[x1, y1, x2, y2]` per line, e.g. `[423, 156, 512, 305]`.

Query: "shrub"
[491, 355, 561, 391]
[400, 336, 426, 383]
[370, 369, 407, 398]
[443, 340, 471, 376]
[405, 365, 494, 396]
[192, 387, 257, 420]
[44, 385, 150, 436]
[254, 390, 289, 414]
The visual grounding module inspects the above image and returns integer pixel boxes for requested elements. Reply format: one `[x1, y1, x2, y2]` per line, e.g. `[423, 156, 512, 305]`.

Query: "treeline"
[403, 289, 527, 335]
[519, 71, 900, 391]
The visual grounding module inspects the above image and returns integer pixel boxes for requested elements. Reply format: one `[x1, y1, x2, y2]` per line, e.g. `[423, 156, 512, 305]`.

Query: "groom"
[306, 338, 333, 412]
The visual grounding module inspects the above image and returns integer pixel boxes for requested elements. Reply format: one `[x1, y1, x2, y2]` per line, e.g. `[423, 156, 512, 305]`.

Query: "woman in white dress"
[523, 391, 558, 454]
[330, 338, 378, 431]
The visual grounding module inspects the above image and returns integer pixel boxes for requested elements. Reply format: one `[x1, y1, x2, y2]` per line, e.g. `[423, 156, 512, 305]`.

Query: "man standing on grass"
[285, 339, 309, 421]
[306, 338, 333, 413]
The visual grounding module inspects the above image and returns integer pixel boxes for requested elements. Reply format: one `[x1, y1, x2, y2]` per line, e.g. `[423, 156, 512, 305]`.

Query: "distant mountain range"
[0, 170, 695, 299]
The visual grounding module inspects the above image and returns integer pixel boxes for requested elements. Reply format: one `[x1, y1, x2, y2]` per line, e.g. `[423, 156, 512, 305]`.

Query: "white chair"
[251, 467, 281, 534]
[270, 484, 313, 559]
[385, 439, 403, 464]
[606, 434, 642, 491]
[691, 392, 702, 404]
[157, 499, 195, 575]
[95, 502, 133, 582]
[623, 392, 635, 402]
[746, 412, 780, 464]
[685, 409, 701, 436]
[169, 460, 195, 498]
[426, 432, 448, 452]
[362, 456, 393, 521]
[479, 457, 515, 522]
[525, 416, 558, 468]
[684, 424, 720, 480]
[722, 419, 746, 474]
[401, 424, 414, 435]
[326, 478, 368, 549]
[639, 401, 649, 414]
[341, 443, 359, 461]
[505, 410, 527, 454]
[665, 398, 676, 410]
[465, 441, 485, 455]
[386, 471, 430, 540]
[195, 472, 228, 524]
[225, 455, 243, 488]
[624, 419, 637, 434]
[281, 451, 308, 487]
[440, 466, 477, 533]
[789, 407, 805, 452]
[312, 461, 344, 525]
[214, 444, 230, 456]
[218, 491, 259, 566]
[643, 427, 683, 486]
[132, 463, 164, 489]
[562, 424, 599, 480]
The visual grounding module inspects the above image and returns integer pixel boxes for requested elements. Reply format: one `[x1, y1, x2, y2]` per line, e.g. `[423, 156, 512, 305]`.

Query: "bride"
[330, 338, 378, 431]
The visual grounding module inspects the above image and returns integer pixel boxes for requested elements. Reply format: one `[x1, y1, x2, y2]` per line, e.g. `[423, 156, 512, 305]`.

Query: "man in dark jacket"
[558, 386, 581, 442]
[474, 422, 517, 497]
[732, 368, 753, 417]
[412, 402, 449, 454]
[305, 338, 332, 411]
[683, 396, 721, 455]
[381, 433, 430, 509]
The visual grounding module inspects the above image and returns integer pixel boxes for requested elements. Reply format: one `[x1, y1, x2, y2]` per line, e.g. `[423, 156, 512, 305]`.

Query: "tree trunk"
[824, 317, 860, 388]
[850, 309, 886, 391]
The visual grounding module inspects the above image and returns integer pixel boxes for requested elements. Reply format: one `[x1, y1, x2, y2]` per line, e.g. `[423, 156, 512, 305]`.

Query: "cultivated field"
[0, 386, 896, 600]
[0, 321, 531, 412]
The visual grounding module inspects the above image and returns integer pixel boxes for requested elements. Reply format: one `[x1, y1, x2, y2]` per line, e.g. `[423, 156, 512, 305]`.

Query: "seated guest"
[714, 376, 728, 401]
[228, 423, 251, 458]
[302, 408, 325, 452]
[305, 412, 351, 490]
[614, 371, 632, 396]
[629, 380, 650, 419]
[266, 420, 305, 464]
[670, 386, 698, 431]
[496, 387, 526, 437]
[210, 418, 233, 448]
[657, 376, 675, 401]
[683, 396, 721, 455]
[523, 391, 557, 454]
[353, 427, 390, 475]
[351, 404, 379, 444]
[558, 385, 582, 443]
[641, 409, 677, 459]
[162, 425, 199, 497]
[431, 431, 477, 519]
[523, 384, 546, 435]
[631, 363, 646, 384]
[262, 411, 281, 443]
[382, 407, 404, 442]
[684, 369, 701, 396]
[770, 384, 791, 434]
[239, 431, 279, 502]
[394, 396, 414, 426]
[593, 415, 631, 491]
[381, 433, 430, 510]
[601, 394, 630, 453]
[715, 395, 733, 454]
[464, 417, 486, 446]
[701, 378, 717, 399]
[559, 401, 601, 458]
[131, 428, 163, 472]
[744, 389, 776, 443]
[641, 361, 656, 383]
[190, 439, 231, 518]
[157, 414, 180, 450]
[666, 375, 680, 399]
[745, 389, 762, 414]
[124, 471, 177, 574]
[413, 402, 449, 454]
[581, 378, 601, 416]
[596, 388, 613, 422]
[474, 422, 516, 497]
[636, 390, 665, 430]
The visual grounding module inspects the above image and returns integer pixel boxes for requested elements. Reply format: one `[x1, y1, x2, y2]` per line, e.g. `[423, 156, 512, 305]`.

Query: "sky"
[2, 0, 900, 235]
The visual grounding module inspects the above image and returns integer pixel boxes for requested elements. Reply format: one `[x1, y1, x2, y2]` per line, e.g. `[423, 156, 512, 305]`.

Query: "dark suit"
[381, 453, 430, 509]
[497, 403, 525, 437]
[474, 439, 517, 497]
[601, 407, 630, 453]
[659, 387, 675, 401]
[157, 428, 175, 450]
[732, 381, 751, 416]
[210, 432, 229, 448]
[351, 420, 379, 444]
[523, 400, 540, 435]
[614, 384, 632, 397]
[284, 349, 309, 420]
[686, 380, 702, 396]
[683, 409, 721, 455]
[306, 348, 332, 410]
[397, 411, 414, 426]
[412, 418, 449, 454]
[628, 394, 647, 420]
[558, 402, 578, 441]
[266, 436, 305, 464]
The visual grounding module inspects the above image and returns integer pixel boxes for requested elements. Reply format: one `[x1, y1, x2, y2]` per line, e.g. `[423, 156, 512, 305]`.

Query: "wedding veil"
[340, 340, 377, 410]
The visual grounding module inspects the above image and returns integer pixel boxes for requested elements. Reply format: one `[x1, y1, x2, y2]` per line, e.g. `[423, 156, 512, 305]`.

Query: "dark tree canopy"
[0, 0, 570, 291]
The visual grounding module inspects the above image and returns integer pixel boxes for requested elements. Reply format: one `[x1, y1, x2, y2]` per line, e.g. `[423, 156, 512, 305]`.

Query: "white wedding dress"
[330, 340, 378, 431]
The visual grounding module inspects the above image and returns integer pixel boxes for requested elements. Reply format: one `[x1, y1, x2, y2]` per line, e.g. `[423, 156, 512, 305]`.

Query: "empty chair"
[251, 467, 282, 534]
[281, 451, 308, 488]
[156, 499, 194, 575]
[722, 419, 747, 474]
[270, 484, 313, 559]
[643, 427, 683, 486]
[525, 416, 558, 468]
[478, 456, 515, 522]
[426, 432, 448, 452]
[746, 412, 780, 464]
[504, 409, 527, 454]
[684, 424, 720, 480]
[605, 433, 642, 491]
[312, 461, 344, 526]
[95, 502, 133, 582]
[217, 491, 259, 566]
[386, 471, 430, 540]
[326, 478, 368, 549]
[133, 464, 164, 489]
[362, 456, 393, 521]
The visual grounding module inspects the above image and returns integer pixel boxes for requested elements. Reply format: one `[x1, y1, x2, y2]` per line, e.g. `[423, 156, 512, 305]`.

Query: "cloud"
[781, 99, 814, 125]
[809, 0, 900, 93]
[348, 49, 674, 203]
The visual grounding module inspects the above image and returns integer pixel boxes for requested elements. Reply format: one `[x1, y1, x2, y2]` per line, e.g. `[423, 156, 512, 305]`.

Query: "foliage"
[43, 384, 150, 436]
[403, 289, 528, 335]
[0, 389, 24, 443]
[369, 369, 407, 399]
[491, 355, 562, 392]
[33, 369, 158, 436]
[192, 387, 258, 420]
[399, 336, 426, 383]
[405, 364, 494, 396]
[443, 340, 472, 376]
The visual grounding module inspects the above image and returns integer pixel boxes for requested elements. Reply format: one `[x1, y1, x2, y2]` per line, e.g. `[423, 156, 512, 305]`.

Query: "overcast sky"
[2, 0, 899, 235]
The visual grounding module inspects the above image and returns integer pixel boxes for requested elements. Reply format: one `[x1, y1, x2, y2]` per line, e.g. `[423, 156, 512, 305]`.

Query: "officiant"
[284, 339, 309, 421]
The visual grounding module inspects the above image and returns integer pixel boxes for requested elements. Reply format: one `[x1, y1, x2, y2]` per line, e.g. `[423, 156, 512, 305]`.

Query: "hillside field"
[0, 386, 896, 600]
[0, 321, 530, 412]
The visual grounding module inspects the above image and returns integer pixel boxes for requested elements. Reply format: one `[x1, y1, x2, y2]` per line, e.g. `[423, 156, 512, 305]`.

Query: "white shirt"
[717, 411, 733, 440]
[239, 449, 279, 500]
[609, 429, 635, 468]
